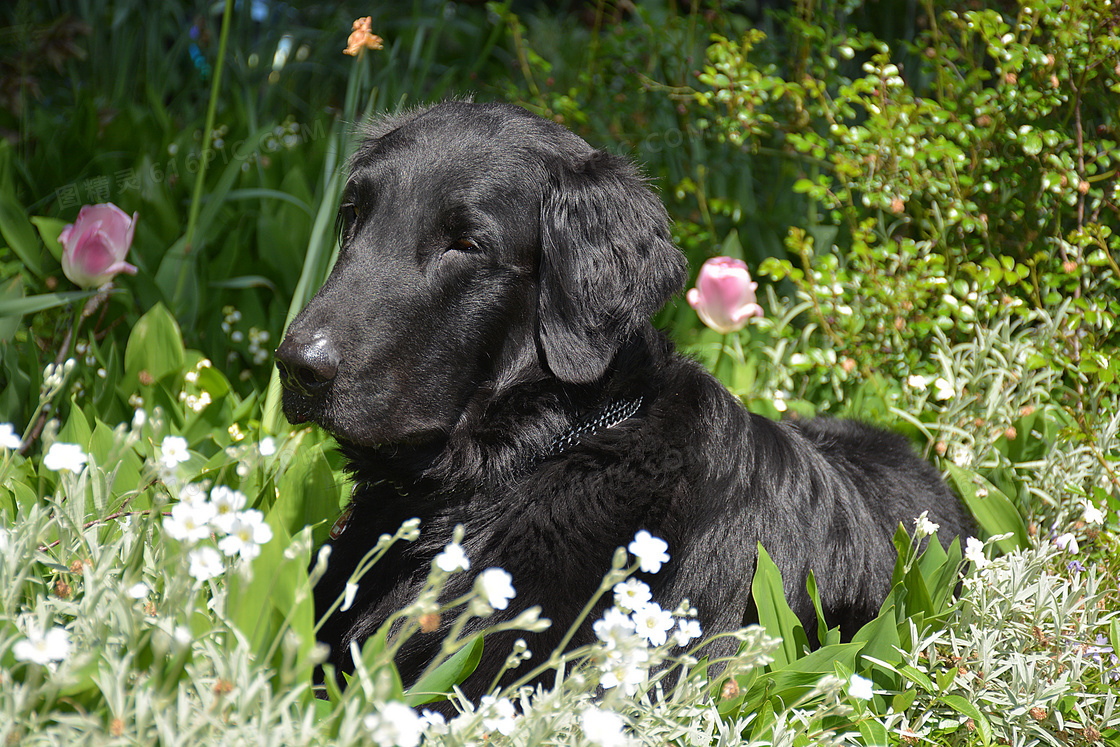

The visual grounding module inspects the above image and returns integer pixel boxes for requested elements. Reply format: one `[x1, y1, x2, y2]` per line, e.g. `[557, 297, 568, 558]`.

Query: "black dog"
[275, 101, 971, 700]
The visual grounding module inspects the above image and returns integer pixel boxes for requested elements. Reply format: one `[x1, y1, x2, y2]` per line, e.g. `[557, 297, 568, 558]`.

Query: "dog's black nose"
[275, 332, 340, 397]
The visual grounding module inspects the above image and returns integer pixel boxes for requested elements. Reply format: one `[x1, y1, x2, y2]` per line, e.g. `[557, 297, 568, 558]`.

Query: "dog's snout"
[275, 332, 340, 397]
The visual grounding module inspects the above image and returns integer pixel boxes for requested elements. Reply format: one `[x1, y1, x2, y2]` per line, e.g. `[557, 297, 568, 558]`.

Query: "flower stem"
[178, 0, 234, 304]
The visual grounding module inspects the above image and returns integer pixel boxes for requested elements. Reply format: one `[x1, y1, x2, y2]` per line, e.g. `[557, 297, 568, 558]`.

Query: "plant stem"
[177, 0, 234, 305]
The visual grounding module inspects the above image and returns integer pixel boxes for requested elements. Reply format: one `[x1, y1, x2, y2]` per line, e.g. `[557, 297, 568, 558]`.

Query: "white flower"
[163, 500, 217, 544]
[848, 674, 874, 700]
[613, 578, 652, 613]
[914, 512, 940, 538]
[631, 602, 675, 647]
[339, 581, 359, 613]
[628, 530, 670, 573]
[933, 377, 955, 401]
[187, 546, 224, 581]
[13, 625, 71, 665]
[480, 695, 517, 736]
[209, 485, 248, 533]
[0, 423, 21, 450]
[420, 710, 448, 736]
[964, 537, 990, 569]
[906, 375, 927, 391]
[1082, 503, 1105, 526]
[581, 706, 630, 747]
[178, 482, 209, 506]
[217, 509, 273, 561]
[674, 618, 703, 647]
[1054, 533, 1079, 554]
[159, 435, 191, 469]
[363, 701, 423, 747]
[594, 607, 638, 649]
[126, 582, 150, 599]
[476, 568, 515, 611]
[435, 542, 470, 573]
[599, 647, 649, 695]
[131, 408, 146, 430]
[258, 437, 276, 456]
[0, 527, 9, 554]
[42, 442, 88, 472]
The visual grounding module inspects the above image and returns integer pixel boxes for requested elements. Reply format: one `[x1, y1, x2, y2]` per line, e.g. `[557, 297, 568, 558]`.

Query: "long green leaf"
[751, 544, 807, 668]
[0, 192, 43, 277]
[406, 635, 485, 706]
[0, 290, 99, 317]
[946, 463, 1028, 552]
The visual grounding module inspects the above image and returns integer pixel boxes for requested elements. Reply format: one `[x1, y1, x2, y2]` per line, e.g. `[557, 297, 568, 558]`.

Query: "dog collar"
[545, 395, 644, 459]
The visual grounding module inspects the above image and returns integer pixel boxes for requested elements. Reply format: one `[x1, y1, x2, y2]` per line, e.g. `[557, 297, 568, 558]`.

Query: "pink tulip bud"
[58, 203, 138, 289]
[686, 256, 764, 334]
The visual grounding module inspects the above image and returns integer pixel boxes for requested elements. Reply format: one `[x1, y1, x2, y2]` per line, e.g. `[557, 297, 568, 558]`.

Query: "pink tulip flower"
[686, 256, 764, 334]
[58, 203, 138, 289]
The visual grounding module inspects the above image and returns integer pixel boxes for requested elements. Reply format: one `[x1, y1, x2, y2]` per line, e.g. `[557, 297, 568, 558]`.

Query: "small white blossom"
[126, 582, 150, 599]
[632, 602, 675, 647]
[0, 423, 21, 450]
[1082, 503, 1105, 526]
[914, 512, 940, 538]
[848, 674, 874, 700]
[480, 695, 517, 736]
[599, 647, 649, 695]
[164, 500, 217, 544]
[1054, 533, 1079, 554]
[628, 530, 670, 573]
[477, 568, 515, 611]
[906, 375, 927, 391]
[209, 485, 248, 533]
[435, 542, 470, 573]
[258, 437, 277, 456]
[340, 581, 359, 613]
[674, 618, 703, 647]
[217, 509, 273, 561]
[187, 546, 224, 581]
[594, 607, 638, 649]
[42, 442, 88, 472]
[363, 701, 423, 747]
[933, 377, 955, 401]
[420, 710, 448, 736]
[964, 537, 990, 569]
[13, 625, 72, 665]
[613, 578, 652, 613]
[159, 435, 191, 469]
[581, 706, 630, 747]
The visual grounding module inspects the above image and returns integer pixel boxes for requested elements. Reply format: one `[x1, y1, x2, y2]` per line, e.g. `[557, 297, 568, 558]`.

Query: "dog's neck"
[341, 333, 667, 500]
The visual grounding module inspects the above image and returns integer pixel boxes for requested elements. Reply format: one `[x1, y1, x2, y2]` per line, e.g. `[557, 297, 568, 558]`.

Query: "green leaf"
[30, 215, 67, 262]
[0, 290, 97, 317]
[940, 694, 992, 745]
[123, 302, 185, 391]
[406, 634, 484, 706]
[751, 543, 808, 667]
[946, 463, 1028, 552]
[0, 192, 43, 278]
[275, 444, 340, 546]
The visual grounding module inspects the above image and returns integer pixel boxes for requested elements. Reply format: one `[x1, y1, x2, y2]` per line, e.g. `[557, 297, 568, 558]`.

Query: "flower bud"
[686, 257, 764, 334]
[58, 203, 138, 289]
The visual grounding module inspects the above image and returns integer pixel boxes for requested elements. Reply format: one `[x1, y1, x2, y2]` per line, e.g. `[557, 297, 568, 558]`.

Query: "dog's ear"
[538, 150, 687, 383]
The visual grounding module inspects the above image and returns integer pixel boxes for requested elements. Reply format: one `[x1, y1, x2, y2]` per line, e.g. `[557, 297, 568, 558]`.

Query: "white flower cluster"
[590, 532, 702, 696]
[163, 482, 273, 581]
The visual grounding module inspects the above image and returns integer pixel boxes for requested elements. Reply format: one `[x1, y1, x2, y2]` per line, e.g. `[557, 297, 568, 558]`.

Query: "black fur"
[274, 101, 971, 702]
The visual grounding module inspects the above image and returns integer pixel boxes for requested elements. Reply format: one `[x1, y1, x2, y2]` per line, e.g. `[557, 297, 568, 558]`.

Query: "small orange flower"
[344, 16, 383, 57]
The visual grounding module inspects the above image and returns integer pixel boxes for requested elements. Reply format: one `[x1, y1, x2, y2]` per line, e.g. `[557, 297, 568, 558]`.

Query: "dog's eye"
[448, 237, 481, 253]
[336, 203, 359, 243]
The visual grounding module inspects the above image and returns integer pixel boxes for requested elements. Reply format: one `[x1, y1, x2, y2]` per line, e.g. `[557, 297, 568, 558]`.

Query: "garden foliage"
[0, 0, 1118, 744]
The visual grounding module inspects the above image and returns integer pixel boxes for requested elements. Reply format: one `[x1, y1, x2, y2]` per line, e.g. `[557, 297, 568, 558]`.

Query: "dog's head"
[275, 101, 687, 446]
